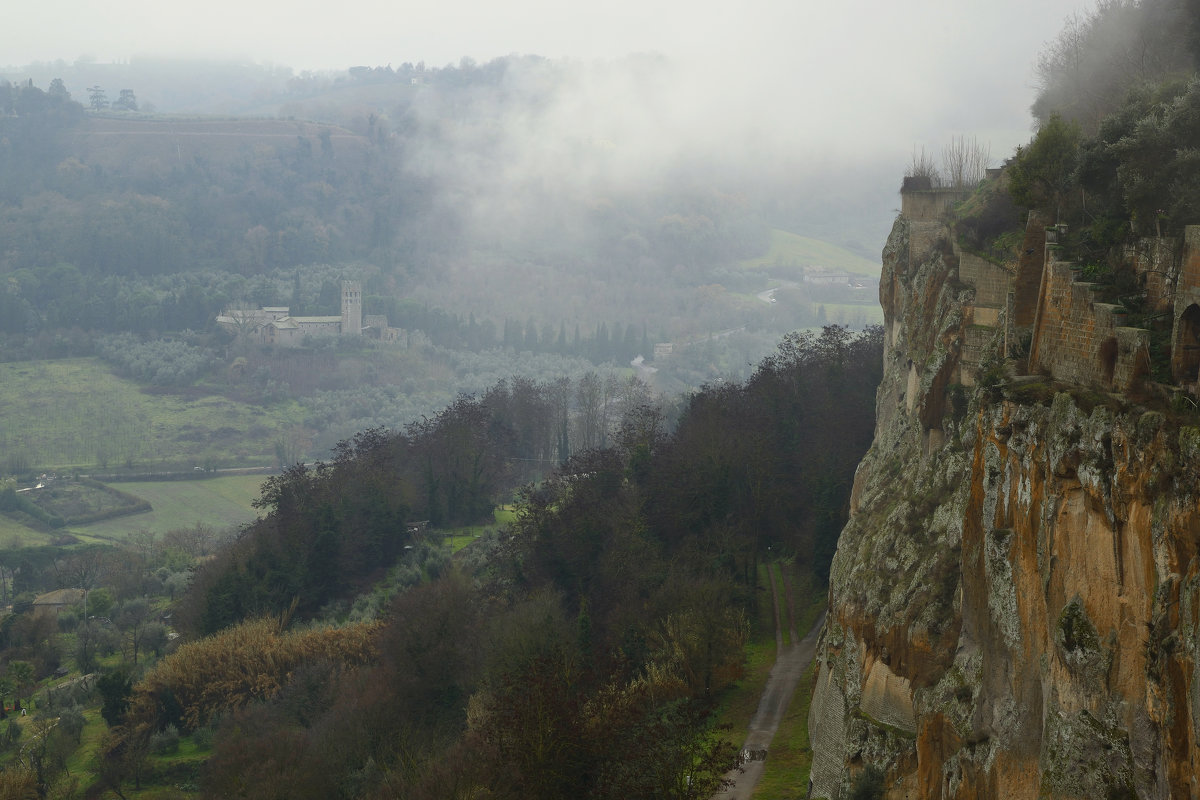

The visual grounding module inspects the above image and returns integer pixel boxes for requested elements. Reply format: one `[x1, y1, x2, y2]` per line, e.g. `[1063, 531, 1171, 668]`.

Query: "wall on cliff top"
[809, 209, 1200, 800]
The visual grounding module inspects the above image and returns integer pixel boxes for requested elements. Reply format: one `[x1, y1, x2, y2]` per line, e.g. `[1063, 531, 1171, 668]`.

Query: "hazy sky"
[9, 2, 1088, 80]
[7, 0, 1094, 144]
[5, 0, 1097, 247]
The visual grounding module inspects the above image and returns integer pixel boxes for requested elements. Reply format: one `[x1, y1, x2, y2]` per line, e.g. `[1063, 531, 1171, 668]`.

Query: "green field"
[0, 513, 58, 548]
[741, 229, 879, 276]
[815, 302, 885, 327]
[0, 358, 303, 472]
[438, 505, 518, 552]
[70, 475, 267, 540]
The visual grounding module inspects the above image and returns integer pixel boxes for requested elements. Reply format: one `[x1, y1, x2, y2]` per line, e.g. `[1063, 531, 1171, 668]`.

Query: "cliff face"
[809, 214, 1200, 798]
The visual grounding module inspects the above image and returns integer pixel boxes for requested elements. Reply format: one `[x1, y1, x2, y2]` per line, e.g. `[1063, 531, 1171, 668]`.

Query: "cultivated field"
[740, 229, 880, 276]
[0, 358, 303, 472]
[69, 475, 267, 541]
[818, 302, 885, 326]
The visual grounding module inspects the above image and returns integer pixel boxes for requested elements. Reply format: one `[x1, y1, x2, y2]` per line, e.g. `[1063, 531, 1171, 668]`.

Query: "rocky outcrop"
[809, 214, 1200, 799]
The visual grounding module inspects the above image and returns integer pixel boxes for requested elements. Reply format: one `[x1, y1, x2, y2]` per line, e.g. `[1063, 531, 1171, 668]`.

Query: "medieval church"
[217, 281, 391, 346]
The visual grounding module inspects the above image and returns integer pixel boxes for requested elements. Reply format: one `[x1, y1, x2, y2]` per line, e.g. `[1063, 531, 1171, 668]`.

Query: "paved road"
[713, 574, 827, 800]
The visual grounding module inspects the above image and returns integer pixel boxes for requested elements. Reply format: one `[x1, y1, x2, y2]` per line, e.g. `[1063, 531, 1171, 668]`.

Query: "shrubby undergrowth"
[95, 333, 218, 387]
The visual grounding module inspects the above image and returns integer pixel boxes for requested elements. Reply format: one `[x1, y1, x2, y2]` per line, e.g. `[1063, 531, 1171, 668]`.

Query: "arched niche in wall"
[1099, 337, 1118, 388]
[1173, 303, 1200, 385]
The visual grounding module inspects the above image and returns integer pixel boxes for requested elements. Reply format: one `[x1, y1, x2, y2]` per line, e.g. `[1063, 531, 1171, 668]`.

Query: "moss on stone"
[1040, 706, 1134, 798]
[1057, 597, 1100, 655]
[1055, 596, 1111, 690]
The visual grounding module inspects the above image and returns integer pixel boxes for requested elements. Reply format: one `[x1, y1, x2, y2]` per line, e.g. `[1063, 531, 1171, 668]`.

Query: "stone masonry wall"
[908, 221, 944, 264]
[1012, 215, 1047, 327]
[958, 251, 1011, 309]
[900, 188, 969, 221]
[1127, 236, 1181, 314]
[1113, 326, 1151, 390]
[959, 325, 993, 387]
[1030, 260, 1148, 391]
[1170, 227, 1200, 383]
[954, 246, 1012, 385]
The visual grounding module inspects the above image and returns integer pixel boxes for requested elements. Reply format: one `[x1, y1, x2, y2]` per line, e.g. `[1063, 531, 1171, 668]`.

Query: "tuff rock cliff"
[808, 211, 1200, 798]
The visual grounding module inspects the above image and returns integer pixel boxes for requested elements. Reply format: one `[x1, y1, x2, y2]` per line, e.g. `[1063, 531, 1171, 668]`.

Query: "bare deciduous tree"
[906, 146, 941, 185]
[942, 135, 991, 188]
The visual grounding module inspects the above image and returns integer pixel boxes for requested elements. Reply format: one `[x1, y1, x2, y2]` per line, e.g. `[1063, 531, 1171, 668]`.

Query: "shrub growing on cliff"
[849, 765, 886, 800]
[955, 179, 1023, 262]
[1007, 114, 1082, 221]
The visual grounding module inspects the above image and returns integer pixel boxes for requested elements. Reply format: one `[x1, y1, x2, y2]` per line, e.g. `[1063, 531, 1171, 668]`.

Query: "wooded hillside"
[87, 325, 882, 798]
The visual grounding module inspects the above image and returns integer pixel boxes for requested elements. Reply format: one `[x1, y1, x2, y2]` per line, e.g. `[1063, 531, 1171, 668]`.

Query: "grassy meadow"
[0, 514, 56, 548]
[70, 475, 267, 541]
[817, 302, 885, 327]
[0, 358, 303, 473]
[740, 229, 879, 276]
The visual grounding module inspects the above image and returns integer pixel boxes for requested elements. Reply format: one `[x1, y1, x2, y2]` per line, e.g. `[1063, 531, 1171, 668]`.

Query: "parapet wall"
[1030, 260, 1148, 391]
[1128, 236, 1181, 314]
[908, 220, 945, 263]
[900, 187, 971, 221]
[959, 250, 1012, 308]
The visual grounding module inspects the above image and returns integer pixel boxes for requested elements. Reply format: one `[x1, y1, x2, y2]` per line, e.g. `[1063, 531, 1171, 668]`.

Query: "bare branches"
[906, 137, 991, 189]
[942, 135, 991, 189]
[906, 146, 941, 185]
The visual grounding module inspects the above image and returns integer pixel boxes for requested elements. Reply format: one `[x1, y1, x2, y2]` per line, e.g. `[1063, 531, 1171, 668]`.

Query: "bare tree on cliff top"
[942, 135, 990, 189]
[906, 146, 941, 186]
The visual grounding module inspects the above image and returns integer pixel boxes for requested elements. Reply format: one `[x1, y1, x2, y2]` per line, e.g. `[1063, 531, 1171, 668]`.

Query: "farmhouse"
[32, 589, 85, 621]
[803, 267, 852, 286]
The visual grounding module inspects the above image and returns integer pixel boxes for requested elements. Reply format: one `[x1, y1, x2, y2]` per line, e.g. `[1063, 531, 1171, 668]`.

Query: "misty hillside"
[0, 56, 889, 339]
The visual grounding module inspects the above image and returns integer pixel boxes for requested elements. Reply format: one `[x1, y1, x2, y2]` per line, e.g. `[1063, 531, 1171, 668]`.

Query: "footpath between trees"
[713, 566, 826, 800]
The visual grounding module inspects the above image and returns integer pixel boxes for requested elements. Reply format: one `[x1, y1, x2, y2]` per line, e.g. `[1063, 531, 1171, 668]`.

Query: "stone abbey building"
[217, 281, 379, 346]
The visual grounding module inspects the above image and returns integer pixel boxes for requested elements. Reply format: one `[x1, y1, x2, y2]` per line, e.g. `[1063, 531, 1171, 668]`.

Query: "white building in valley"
[217, 281, 366, 346]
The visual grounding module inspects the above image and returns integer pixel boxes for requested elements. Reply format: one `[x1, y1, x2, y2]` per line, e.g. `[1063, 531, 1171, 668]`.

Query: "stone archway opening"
[1174, 304, 1200, 385]
[1099, 337, 1118, 388]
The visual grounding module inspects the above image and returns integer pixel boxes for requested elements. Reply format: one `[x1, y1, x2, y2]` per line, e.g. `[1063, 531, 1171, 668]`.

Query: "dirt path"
[713, 566, 826, 800]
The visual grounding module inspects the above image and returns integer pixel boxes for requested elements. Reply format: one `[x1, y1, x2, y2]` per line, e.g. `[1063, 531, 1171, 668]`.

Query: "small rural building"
[803, 268, 852, 286]
[31, 589, 85, 620]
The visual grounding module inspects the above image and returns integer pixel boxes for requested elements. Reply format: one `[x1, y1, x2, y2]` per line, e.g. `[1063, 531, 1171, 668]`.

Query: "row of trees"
[179, 366, 651, 633]
[84, 85, 138, 111]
